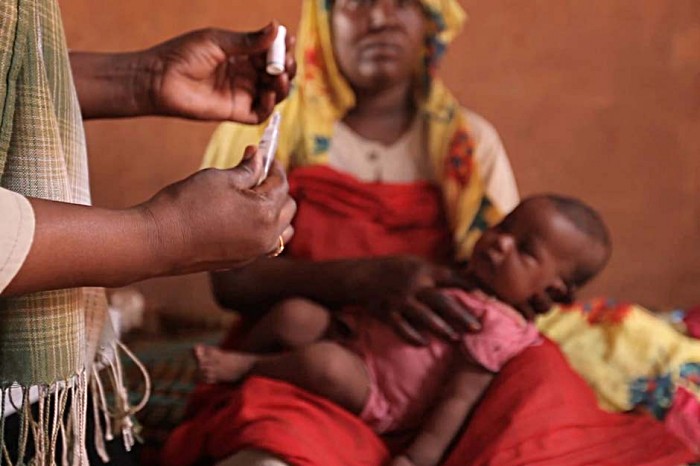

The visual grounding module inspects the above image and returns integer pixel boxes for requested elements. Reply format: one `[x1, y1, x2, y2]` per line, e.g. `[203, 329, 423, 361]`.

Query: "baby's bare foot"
[193, 345, 257, 384]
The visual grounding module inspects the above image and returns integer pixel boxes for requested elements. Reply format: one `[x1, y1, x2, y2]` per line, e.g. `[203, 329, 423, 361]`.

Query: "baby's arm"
[391, 358, 494, 466]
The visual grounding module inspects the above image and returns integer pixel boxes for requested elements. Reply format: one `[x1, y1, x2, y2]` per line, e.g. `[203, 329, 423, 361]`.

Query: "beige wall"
[61, 1, 700, 318]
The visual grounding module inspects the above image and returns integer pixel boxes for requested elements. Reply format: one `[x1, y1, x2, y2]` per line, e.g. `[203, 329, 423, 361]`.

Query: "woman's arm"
[210, 257, 404, 318]
[391, 359, 494, 466]
[211, 255, 482, 340]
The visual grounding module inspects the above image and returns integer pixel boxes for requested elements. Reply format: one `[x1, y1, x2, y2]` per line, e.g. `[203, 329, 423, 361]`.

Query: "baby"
[195, 194, 611, 466]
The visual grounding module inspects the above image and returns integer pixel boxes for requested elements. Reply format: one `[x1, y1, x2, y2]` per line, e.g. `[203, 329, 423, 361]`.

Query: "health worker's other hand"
[139, 146, 296, 275]
[357, 256, 482, 346]
[144, 22, 296, 123]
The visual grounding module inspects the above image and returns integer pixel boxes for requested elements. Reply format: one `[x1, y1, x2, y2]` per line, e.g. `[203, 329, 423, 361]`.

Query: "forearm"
[70, 51, 155, 119]
[402, 363, 493, 466]
[2, 198, 165, 296]
[210, 258, 376, 316]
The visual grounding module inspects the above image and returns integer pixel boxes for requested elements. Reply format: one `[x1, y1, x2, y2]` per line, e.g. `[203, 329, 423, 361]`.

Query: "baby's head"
[467, 194, 611, 318]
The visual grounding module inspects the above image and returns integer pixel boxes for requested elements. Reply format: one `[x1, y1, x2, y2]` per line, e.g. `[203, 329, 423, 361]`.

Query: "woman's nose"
[369, 0, 399, 28]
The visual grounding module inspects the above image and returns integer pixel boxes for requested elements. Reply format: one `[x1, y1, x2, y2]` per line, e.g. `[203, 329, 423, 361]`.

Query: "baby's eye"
[548, 282, 575, 304]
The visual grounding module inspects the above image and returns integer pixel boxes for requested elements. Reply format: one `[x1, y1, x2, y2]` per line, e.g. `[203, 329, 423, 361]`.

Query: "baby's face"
[468, 199, 603, 318]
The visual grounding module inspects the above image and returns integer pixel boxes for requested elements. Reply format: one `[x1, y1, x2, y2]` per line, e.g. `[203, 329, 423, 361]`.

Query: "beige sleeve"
[0, 187, 35, 293]
[463, 109, 520, 214]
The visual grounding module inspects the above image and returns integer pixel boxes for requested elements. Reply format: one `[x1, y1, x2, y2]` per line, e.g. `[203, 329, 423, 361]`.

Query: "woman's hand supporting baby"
[208, 255, 482, 345]
[351, 256, 482, 345]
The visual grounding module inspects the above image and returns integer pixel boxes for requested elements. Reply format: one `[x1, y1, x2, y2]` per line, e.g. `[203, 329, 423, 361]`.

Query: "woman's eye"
[340, 0, 420, 10]
[518, 239, 536, 258]
[338, 0, 372, 11]
[348, 0, 374, 6]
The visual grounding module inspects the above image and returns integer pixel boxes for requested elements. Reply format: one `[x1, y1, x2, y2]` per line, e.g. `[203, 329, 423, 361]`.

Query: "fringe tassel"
[0, 339, 150, 465]
[90, 370, 112, 444]
[96, 341, 151, 453]
[87, 378, 107, 464]
[41, 389, 50, 466]
[17, 388, 30, 466]
[62, 395, 71, 466]
[68, 383, 76, 466]
[49, 385, 69, 466]
[0, 388, 6, 466]
[0, 382, 79, 466]
[1, 445, 10, 466]
[30, 388, 46, 465]
[71, 374, 88, 466]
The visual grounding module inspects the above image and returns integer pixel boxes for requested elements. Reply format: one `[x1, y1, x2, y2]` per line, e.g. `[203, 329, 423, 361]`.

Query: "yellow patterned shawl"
[203, 0, 503, 259]
[539, 300, 700, 415]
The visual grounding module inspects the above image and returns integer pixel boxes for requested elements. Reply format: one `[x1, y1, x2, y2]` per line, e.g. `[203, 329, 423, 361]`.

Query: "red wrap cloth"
[285, 165, 451, 261]
[161, 166, 695, 466]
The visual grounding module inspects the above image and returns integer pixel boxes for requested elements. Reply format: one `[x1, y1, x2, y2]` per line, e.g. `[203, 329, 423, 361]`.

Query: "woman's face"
[331, 0, 427, 92]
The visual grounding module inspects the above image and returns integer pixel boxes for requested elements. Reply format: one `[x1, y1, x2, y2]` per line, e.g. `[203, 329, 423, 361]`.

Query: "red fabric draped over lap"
[163, 341, 694, 466]
[161, 166, 695, 466]
[164, 377, 389, 466]
[445, 339, 694, 466]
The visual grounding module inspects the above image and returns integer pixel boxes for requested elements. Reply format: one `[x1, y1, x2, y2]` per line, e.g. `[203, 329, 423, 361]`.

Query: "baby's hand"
[387, 454, 417, 466]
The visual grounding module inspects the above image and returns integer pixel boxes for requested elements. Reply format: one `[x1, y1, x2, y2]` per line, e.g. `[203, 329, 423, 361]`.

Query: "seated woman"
[162, 1, 697, 465]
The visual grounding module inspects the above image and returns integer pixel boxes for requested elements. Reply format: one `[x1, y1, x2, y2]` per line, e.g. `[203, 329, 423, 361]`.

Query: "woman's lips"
[360, 41, 402, 58]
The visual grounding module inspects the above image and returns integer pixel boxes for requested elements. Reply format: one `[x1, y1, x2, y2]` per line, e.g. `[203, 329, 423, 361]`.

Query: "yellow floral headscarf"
[204, 0, 502, 259]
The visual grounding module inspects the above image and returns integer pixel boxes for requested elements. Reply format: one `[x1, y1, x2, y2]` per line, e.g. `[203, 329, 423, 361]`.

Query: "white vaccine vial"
[266, 25, 287, 75]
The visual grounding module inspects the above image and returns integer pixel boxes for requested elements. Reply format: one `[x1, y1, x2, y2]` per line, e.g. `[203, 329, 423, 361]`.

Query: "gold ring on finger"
[267, 235, 285, 258]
